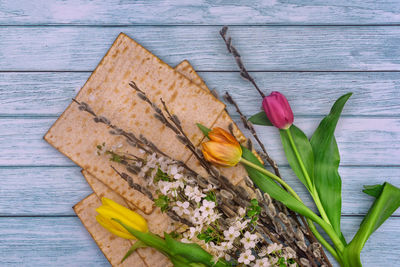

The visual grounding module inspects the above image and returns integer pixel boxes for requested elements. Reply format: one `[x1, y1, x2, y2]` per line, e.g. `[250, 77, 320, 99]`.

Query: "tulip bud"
[262, 91, 294, 129]
[201, 127, 242, 167]
[96, 197, 148, 240]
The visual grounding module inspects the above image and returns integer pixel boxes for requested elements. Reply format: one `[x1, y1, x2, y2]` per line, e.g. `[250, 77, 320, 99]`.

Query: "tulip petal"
[262, 92, 294, 129]
[202, 141, 241, 167]
[101, 197, 148, 232]
[96, 214, 135, 239]
[96, 206, 148, 234]
[208, 127, 240, 146]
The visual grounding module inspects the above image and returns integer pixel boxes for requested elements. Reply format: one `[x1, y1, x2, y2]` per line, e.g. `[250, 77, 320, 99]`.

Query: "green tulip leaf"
[121, 241, 147, 263]
[310, 93, 352, 241]
[113, 219, 168, 254]
[164, 233, 230, 267]
[241, 146, 320, 223]
[248, 111, 273, 126]
[362, 184, 384, 197]
[343, 182, 400, 266]
[280, 125, 314, 191]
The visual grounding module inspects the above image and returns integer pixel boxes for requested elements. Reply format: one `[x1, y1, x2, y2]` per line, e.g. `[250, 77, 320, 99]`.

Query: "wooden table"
[0, 1, 399, 266]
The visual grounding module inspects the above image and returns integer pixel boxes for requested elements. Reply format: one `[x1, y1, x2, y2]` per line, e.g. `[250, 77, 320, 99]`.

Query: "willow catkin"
[268, 203, 277, 217]
[295, 227, 305, 242]
[300, 258, 311, 267]
[296, 241, 308, 252]
[263, 193, 272, 206]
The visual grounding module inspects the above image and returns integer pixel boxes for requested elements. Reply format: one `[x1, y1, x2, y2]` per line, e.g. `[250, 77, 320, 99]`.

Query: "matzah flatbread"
[45, 33, 225, 214]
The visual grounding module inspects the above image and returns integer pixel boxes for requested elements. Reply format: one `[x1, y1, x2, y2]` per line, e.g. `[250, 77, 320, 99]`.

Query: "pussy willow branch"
[130, 82, 319, 266]
[224, 92, 280, 178]
[220, 27, 332, 267]
[220, 26, 265, 98]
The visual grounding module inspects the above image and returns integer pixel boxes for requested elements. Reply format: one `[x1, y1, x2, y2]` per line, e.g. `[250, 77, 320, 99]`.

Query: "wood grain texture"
[0, 1, 399, 266]
[0, 216, 398, 267]
[0, 216, 108, 266]
[1, 26, 400, 71]
[0, 166, 398, 216]
[1, 1, 400, 25]
[1, 117, 398, 166]
[1, 71, 400, 116]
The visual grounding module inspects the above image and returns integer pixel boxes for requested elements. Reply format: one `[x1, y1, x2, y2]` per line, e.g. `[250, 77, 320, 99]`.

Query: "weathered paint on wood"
[0, 1, 399, 266]
[1, 26, 400, 71]
[0, 117, 398, 166]
[1, 1, 400, 25]
[0, 166, 398, 216]
[0, 217, 108, 266]
[0, 167, 92, 216]
[0, 216, 398, 266]
[1, 71, 400, 116]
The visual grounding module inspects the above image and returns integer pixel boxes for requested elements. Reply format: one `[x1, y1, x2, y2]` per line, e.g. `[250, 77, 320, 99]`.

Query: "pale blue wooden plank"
[0, 217, 108, 266]
[1, 0, 400, 25]
[0, 216, 398, 266]
[1, 71, 399, 116]
[0, 117, 398, 166]
[1, 26, 400, 71]
[0, 167, 92, 216]
[0, 166, 398, 216]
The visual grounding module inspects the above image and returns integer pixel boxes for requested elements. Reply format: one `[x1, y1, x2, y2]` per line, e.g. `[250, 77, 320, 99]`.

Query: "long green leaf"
[310, 93, 352, 239]
[164, 233, 230, 267]
[121, 241, 147, 263]
[242, 146, 320, 222]
[343, 182, 400, 267]
[248, 111, 273, 126]
[362, 184, 384, 197]
[280, 125, 314, 191]
[113, 219, 169, 254]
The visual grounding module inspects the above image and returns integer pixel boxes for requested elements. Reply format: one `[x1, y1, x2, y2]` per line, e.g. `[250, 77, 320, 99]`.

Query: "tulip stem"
[239, 158, 302, 202]
[239, 157, 345, 260]
[284, 128, 332, 227]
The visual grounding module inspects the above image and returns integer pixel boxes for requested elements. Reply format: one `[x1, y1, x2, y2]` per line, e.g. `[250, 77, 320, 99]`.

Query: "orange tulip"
[202, 127, 242, 167]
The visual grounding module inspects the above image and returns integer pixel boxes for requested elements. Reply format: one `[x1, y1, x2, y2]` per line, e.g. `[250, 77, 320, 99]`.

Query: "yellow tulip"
[201, 127, 242, 167]
[96, 197, 148, 240]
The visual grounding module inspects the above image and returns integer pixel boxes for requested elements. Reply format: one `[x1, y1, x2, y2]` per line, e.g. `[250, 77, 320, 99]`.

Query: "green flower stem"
[240, 157, 301, 202]
[284, 128, 332, 226]
[239, 157, 345, 257]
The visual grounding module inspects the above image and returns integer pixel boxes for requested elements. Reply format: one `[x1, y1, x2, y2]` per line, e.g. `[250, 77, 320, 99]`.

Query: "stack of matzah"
[45, 33, 250, 266]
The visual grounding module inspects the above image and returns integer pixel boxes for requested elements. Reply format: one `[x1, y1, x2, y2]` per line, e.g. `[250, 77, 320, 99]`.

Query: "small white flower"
[199, 199, 215, 216]
[204, 184, 215, 192]
[185, 186, 205, 203]
[172, 201, 190, 216]
[158, 181, 171, 195]
[269, 256, 279, 264]
[240, 231, 258, 249]
[234, 218, 248, 231]
[170, 165, 178, 175]
[205, 211, 221, 224]
[267, 243, 283, 254]
[238, 207, 246, 217]
[216, 241, 233, 252]
[258, 247, 268, 257]
[254, 258, 271, 267]
[192, 208, 204, 225]
[223, 226, 240, 241]
[238, 250, 255, 265]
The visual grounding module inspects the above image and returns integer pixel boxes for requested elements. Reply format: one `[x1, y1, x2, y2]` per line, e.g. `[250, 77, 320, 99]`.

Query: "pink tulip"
[262, 91, 294, 129]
